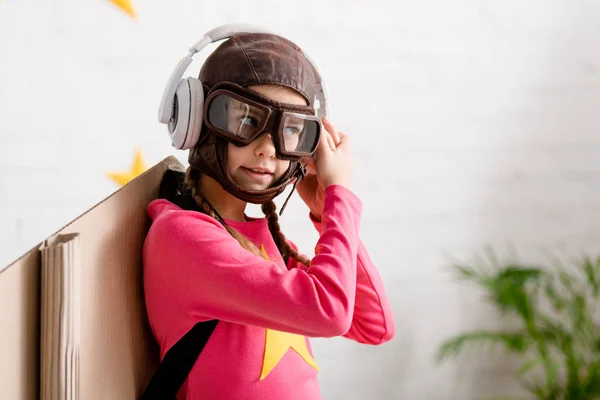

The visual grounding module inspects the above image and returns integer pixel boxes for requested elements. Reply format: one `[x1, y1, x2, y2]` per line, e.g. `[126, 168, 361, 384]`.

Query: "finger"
[315, 125, 332, 157]
[334, 133, 350, 153]
[301, 156, 316, 169]
[331, 125, 341, 147]
[323, 117, 341, 146]
[327, 132, 336, 151]
[337, 131, 349, 145]
[320, 121, 336, 151]
[335, 131, 346, 147]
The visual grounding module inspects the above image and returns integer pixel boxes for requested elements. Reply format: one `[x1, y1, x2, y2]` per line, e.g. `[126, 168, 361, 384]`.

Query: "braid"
[262, 201, 311, 267]
[184, 167, 267, 260]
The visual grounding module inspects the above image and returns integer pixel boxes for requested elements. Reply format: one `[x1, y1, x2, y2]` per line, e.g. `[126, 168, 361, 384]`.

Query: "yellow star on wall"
[257, 244, 318, 380]
[261, 329, 319, 380]
[109, 0, 137, 19]
[107, 149, 148, 186]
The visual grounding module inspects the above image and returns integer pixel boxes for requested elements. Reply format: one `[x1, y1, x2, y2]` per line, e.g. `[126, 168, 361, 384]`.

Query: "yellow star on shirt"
[109, 0, 137, 19]
[257, 244, 319, 379]
[107, 149, 148, 186]
[261, 329, 319, 380]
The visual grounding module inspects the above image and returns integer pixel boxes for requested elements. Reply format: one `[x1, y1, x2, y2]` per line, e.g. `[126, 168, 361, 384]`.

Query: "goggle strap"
[279, 164, 306, 216]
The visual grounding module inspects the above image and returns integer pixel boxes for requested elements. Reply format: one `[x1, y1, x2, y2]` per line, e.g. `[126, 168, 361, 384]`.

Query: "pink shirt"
[142, 185, 395, 400]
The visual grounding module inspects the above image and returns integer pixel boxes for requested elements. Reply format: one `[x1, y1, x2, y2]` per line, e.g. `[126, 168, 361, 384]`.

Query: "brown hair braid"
[184, 167, 311, 267]
[261, 201, 310, 266]
[185, 167, 267, 260]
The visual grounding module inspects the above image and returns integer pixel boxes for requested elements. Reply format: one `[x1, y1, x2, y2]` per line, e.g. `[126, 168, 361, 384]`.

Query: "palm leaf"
[436, 331, 529, 362]
[582, 359, 600, 396]
[438, 252, 600, 399]
[582, 256, 599, 298]
[516, 358, 559, 378]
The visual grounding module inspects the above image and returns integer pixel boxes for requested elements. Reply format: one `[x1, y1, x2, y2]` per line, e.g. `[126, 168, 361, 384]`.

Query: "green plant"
[436, 252, 600, 400]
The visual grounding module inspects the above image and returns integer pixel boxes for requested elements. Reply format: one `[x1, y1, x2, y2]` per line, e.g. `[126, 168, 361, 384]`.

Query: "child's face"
[227, 85, 308, 191]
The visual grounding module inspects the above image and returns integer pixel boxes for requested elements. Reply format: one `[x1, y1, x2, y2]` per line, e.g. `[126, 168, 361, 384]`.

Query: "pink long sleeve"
[143, 185, 362, 339]
[287, 212, 396, 345]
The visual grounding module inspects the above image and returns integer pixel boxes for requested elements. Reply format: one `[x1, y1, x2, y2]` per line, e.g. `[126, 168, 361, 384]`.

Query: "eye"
[284, 125, 303, 136]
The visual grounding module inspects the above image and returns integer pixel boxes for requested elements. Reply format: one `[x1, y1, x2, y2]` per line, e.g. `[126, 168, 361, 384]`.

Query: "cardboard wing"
[40, 233, 82, 400]
[0, 155, 184, 400]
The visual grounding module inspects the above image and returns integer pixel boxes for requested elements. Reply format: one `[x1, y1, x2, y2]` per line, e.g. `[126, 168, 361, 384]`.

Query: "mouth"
[241, 166, 274, 182]
[242, 167, 274, 175]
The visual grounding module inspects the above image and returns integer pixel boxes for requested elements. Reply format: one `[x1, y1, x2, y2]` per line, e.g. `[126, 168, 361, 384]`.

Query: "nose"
[254, 133, 276, 159]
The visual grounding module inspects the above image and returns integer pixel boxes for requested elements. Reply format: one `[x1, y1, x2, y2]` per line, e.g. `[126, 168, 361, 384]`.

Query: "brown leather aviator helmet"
[188, 32, 322, 205]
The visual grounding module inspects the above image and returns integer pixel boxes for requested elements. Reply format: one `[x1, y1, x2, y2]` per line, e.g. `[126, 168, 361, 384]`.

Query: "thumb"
[301, 156, 316, 168]
[301, 157, 317, 175]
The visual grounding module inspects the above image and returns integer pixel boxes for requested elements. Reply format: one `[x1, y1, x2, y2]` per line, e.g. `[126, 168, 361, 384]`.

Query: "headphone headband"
[158, 23, 329, 126]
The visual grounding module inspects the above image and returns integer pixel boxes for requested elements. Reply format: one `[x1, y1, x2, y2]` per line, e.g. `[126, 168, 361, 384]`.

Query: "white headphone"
[157, 23, 330, 150]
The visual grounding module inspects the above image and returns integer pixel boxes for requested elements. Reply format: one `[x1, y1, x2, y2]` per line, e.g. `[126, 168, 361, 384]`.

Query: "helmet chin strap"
[278, 163, 307, 216]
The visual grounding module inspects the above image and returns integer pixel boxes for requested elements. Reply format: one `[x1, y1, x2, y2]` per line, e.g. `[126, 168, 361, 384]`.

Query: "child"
[142, 26, 395, 400]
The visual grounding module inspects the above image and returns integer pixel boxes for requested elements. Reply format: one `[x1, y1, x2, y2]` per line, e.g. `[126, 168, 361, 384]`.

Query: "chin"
[246, 183, 271, 191]
[231, 173, 275, 191]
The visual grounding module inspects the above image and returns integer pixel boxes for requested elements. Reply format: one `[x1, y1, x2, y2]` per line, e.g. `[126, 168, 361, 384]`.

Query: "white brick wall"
[2, 0, 600, 398]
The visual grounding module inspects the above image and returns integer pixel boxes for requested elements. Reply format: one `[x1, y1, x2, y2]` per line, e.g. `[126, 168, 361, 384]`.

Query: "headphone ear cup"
[168, 79, 190, 149]
[183, 77, 205, 150]
[168, 78, 204, 150]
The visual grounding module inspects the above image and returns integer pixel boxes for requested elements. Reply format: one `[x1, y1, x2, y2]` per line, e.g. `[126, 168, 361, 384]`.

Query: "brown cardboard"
[40, 233, 82, 400]
[0, 247, 40, 400]
[0, 155, 184, 399]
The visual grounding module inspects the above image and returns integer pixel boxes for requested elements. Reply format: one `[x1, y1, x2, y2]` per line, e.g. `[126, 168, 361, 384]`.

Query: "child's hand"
[296, 117, 352, 219]
[313, 117, 352, 188]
